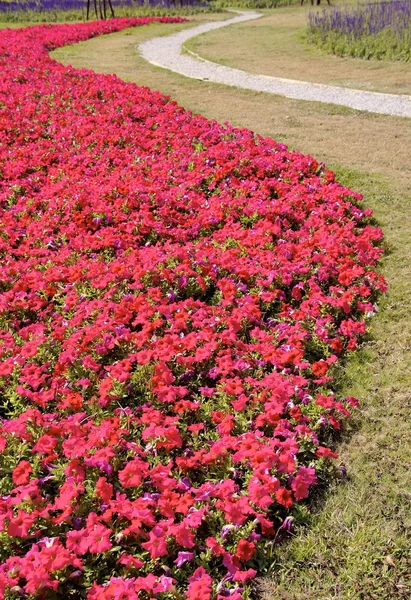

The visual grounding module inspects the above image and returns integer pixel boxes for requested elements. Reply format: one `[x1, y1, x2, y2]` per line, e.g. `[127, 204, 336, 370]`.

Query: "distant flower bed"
[0, 16, 386, 600]
[307, 1, 411, 61]
[0, 0, 206, 11]
[0, 0, 209, 22]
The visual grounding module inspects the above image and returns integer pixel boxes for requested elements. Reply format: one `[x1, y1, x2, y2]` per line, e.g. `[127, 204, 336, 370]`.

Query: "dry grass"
[185, 7, 411, 96]
[33, 13, 411, 599]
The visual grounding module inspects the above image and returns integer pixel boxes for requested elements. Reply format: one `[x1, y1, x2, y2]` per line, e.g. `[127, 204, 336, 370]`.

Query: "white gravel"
[138, 10, 411, 119]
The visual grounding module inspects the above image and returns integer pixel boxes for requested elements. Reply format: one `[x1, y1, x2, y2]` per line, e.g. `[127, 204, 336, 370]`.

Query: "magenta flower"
[174, 552, 194, 568]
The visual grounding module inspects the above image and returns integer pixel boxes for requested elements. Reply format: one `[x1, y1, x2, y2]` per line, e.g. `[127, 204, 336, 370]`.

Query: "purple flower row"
[0, 0, 205, 14]
[308, 0, 411, 41]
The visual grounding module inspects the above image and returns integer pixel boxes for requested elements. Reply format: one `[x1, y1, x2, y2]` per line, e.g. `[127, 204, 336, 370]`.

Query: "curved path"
[138, 10, 411, 118]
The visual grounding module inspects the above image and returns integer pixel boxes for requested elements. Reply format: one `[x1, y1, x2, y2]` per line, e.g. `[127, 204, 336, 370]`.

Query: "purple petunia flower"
[173, 551, 194, 568]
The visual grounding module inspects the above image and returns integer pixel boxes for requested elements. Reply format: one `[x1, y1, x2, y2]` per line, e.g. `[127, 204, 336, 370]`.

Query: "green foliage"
[308, 26, 411, 62]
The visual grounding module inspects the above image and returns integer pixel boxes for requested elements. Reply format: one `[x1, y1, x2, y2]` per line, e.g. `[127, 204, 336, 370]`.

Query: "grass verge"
[257, 165, 411, 599]
[46, 15, 410, 599]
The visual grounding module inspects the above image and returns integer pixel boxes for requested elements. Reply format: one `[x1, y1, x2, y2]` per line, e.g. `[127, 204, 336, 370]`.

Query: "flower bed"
[307, 1, 411, 62]
[0, 17, 386, 600]
[0, 0, 209, 23]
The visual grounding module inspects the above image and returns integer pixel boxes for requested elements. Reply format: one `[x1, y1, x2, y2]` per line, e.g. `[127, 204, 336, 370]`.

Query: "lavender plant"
[307, 1, 411, 61]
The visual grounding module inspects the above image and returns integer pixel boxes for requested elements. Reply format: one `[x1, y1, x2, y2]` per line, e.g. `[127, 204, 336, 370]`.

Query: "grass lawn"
[4, 6, 410, 598]
[184, 7, 411, 96]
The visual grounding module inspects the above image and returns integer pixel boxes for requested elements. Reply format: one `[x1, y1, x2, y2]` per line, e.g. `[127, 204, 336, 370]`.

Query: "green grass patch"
[209, 0, 293, 8]
[259, 165, 411, 599]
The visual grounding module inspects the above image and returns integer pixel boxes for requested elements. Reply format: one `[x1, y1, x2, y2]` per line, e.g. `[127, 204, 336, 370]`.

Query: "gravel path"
[138, 10, 411, 118]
